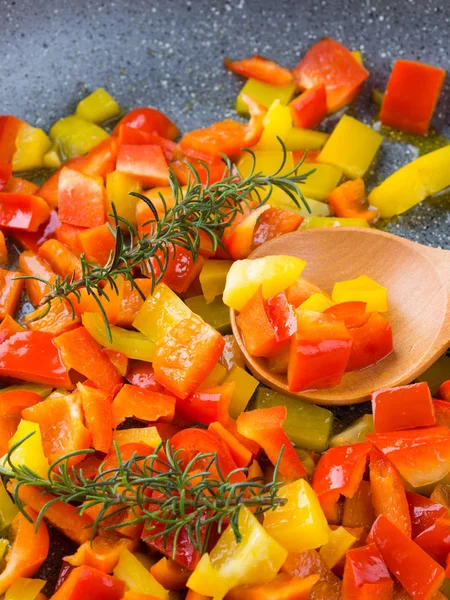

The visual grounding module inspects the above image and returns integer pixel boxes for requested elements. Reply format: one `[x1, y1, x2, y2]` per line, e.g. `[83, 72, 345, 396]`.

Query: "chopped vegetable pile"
[0, 36, 448, 600]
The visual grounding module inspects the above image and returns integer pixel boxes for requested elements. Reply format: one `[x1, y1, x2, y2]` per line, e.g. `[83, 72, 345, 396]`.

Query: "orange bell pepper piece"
[15, 484, 93, 544]
[0, 268, 24, 319]
[153, 314, 225, 399]
[19, 250, 57, 306]
[281, 549, 342, 599]
[185, 592, 211, 600]
[369, 448, 411, 538]
[58, 167, 106, 228]
[292, 38, 369, 112]
[252, 207, 303, 248]
[369, 515, 444, 599]
[342, 543, 393, 600]
[116, 144, 170, 187]
[223, 205, 270, 260]
[0, 329, 71, 387]
[38, 239, 82, 279]
[104, 349, 129, 377]
[0, 510, 49, 595]
[111, 383, 175, 428]
[65, 534, 136, 573]
[24, 299, 80, 336]
[0, 115, 23, 164]
[145, 244, 204, 294]
[50, 565, 125, 600]
[116, 124, 176, 160]
[208, 421, 252, 468]
[116, 278, 153, 328]
[55, 223, 84, 255]
[77, 223, 115, 265]
[55, 326, 123, 393]
[226, 573, 319, 600]
[113, 106, 179, 140]
[71, 278, 124, 326]
[312, 442, 371, 522]
[290, 85, 327, 129]
[380, 60, 445, 135]
[77, 382, 113, 454]
[328, 178, 379, 223]
[324, 301, 369, 329]
[342, 479, 375, 530]
[237, 406, 306, 479]
[224, 55, 293, 86]
[170, 155, 227, 187]
[0, 230, 7, 263]
[372, 382, 435, 434]
[0, 389, 42, 417]
[66, 137, 119, 180]
[285, 276, 326, 308]
[23, 392, 91, 466]
[125, 360, 165, 392]
[0, 193, 50, 231]
[4, 175, 38, 195]
[150, 557, 190, 590]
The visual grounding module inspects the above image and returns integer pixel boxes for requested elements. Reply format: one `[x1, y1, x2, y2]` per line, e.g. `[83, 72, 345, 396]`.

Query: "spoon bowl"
[230, 227, 450, 405]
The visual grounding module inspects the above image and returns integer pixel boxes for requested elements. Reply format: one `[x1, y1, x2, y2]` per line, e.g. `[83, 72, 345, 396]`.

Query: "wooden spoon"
[230, 227, 450, 406]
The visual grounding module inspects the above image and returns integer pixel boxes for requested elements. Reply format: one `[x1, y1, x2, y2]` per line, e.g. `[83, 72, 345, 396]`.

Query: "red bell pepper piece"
[116, 144, 170, 187]
[111, 383, 175, 428]
[0, 268, 23, 319]
[292, 38, 369, 112]
[170, 155, 228, 186]
[324, 301, 369, 329]
[372, 382, 435, 434]
[0, 329, 71, 387]
[369, 515, 444, 600]
[117, 124, 176, 161]
[19, 250, 57, 306]
[224, 55, 293, 86]
[342, 543, 393, 600]
[153, 314, 224, 399]
[116, 279, 153, 329]
[55, 326, 123, 393]
[113, 106, 179, 140]
[237, 287, 296, 358]
[55, 223, 84, 256]
[77, 382, 113, 454]
[145, 244, 204, 294]
[285, 276, 325, 308]
[23, 393, 91, 466]
[0, 389, 42, 417]
[288, 310, 353, 392]
[0, 115, 23, 164]
[237, 406, 306, 479]
[38, 239, 82, 279]
[0, 163, 12, 191]
[328, 179, 379, 223]
[369, 448, 411, 538]
[407, 491, 449, 539]
[290, 85, 328, 129]
[58, 168, 107, 228]
[414, 517, 450, 566]
[433, 399, 450, 428]
[367, 426, 450, 488]
[0, 192, 50, 232]
[345, 312, 393, 372]
[312, 442, 371, 522]
[12, 209, 60, 253]
[380, 60, 445, 135]
[50, 565, 125, 600]
[438, 381, 450, 402]
[4, 175, 38, 195]
[252, 207, 303, 248]
[66, 137, 119, 180]
[208, 421, 252, 468]
[223, 204, 270, 260]
[77, 223, 116, 266]
[176, 382, 234, 426]
[342, 479, 375, 530]
[0, 510, 49, 595]
[125, 360, 165, 392]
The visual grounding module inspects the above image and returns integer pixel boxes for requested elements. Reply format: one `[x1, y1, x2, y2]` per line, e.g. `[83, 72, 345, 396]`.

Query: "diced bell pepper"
[76, 88, 121, 124]
[12, 123, 51, 172]
[50, 115, 110, 159]
[332, 275, 388, 312]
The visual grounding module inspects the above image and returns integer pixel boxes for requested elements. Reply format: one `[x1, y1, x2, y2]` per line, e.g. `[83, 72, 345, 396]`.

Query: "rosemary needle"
[0, 435, 287, 556]
[21, 141, 314, 340]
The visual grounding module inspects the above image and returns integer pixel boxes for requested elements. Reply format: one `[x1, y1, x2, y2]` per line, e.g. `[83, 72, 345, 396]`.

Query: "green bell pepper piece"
[329, 414, 374, 447]
[185, 295, 231, 334]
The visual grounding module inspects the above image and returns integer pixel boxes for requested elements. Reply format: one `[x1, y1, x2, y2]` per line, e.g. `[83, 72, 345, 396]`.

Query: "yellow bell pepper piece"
[132, 282, 191, 346]
[76, 88, 121, 124]
[223, 255, 306, 312]
[5, 578, 46, 600]
[113, 427, 162, 448]
[264, 479, 330, 553]
[12, 123, 51, 172]
[0, 480, 18, 528]
[351, 50, 363, 65]
[417, 354, 450, 396]
[200, 260, 233, 304]
[295, 162, 343, 201]
[236, 79, 296, 115]
[285, 128, 329, 151]
[106, 170, 142, 228]
[0, 384, 52, 398]
[329, 414, 374, 447]
[368, 145, 450, 218]
[42, 144, 62, 169]
[300, 216, 370, 229]
[298, 293, 334, 313]
[82, 312, 156, 362]
[332, 275, 388, 312]
[114, 548, 168, 599]
[50, 115, 109, 159]
[7, 421, 48, 479]
[187, 507, 287, 600]
[0, 538, 9, 561]
[238, 150, 296, 207]
[200, 363, 228, 389]
[223, 366, 259, 419]
[319, 526, 357, 569]
[319, 115, 382, 179]
[255, 100, 292, 151]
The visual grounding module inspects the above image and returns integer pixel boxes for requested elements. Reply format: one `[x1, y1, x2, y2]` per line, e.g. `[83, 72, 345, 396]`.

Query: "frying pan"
[2, 0, 450, 590]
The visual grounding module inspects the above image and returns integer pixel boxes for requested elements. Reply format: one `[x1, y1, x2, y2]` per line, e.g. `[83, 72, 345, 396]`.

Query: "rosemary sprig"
[23, 141, 313, 339]
[0, 435, 286, 556]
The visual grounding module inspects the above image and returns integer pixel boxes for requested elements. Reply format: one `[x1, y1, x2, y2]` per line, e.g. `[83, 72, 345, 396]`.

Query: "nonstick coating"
[2, 0, 450, 588]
